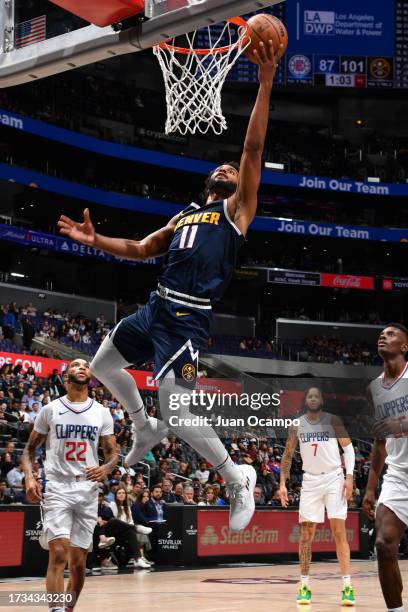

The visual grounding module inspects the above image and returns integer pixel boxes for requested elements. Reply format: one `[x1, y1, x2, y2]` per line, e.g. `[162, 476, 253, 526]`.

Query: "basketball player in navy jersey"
[363, 324, 408, 612]
[58, 40, 280, 532]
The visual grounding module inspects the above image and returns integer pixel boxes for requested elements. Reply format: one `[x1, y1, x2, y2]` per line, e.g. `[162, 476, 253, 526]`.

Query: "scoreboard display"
[222, 0, 408, 89]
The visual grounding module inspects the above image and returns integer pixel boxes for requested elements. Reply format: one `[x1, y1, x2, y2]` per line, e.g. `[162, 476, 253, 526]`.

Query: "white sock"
[343, 575, 351, 587]
[158, 373, 242, 484]
[301, 575, 309, 587]
[90, 334, 148, 427]
[388, 607, 404, 612]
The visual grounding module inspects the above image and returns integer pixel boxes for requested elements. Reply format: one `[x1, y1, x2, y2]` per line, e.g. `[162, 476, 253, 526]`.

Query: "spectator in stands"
[0, 403, 7, 434]
[118, 462, 136, 478]
[6, 458, 25, 490]
[5, 441, 18, 463]
[173, 482, 184, 503]
[161, 478, 177, 503]
[0, 478, 13, 504]
[182, 485, 196, 505]
[216, 487, 229, 506]
[131, 490, 153, 526]
[27, 402, 40, 423]
[105, 479, 120, 503]
[145, 485, 165, 521]
[254, 485, 266, 506]
[120, 473, 133, 494]
[128, 481, 143, 505]
[198, 485, 217, 506]
[0, 305, 16, 340]
[194, 460, 210, 485]
[0, 452, 14, 478]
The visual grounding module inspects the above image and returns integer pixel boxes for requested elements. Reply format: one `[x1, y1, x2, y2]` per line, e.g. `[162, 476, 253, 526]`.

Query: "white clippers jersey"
[298, 412, 342, 475]
[34, 395, 113, 479]
[370, 362, 408, 475]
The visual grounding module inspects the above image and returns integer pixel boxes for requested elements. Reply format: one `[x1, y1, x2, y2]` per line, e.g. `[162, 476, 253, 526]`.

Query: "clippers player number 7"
[279, 386, 356, 606]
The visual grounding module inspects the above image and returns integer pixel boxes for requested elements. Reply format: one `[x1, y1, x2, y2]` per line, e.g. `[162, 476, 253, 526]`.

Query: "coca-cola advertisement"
[321, 273, 374, 291]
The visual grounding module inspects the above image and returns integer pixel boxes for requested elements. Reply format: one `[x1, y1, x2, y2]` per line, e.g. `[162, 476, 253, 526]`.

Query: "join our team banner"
[0, 107, 407, 197]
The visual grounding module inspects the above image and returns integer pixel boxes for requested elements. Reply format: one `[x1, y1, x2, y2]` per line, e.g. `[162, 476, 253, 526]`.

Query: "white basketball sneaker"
[227, 464, 257, 532]
[125, 418, 169, 466]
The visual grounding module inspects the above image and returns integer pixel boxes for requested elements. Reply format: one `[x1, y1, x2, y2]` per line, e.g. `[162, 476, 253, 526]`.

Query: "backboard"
[0, 0, 285, 88]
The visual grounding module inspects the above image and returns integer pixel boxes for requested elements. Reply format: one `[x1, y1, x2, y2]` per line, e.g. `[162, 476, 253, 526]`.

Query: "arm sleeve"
[342, 443, 355, 476]
[33, 406, 50, 435]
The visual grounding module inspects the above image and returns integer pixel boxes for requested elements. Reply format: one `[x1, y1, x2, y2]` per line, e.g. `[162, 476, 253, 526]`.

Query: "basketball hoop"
[153, 17, 250, 135]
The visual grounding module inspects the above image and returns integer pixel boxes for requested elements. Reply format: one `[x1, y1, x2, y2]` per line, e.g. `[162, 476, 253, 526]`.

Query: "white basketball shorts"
[377, 469, 408, 527]
[40, 480, 99, 550]
[299, 468, 347, 523]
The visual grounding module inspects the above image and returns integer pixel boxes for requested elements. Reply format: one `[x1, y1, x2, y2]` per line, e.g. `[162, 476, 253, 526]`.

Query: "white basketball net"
[153, 20, 250, 136]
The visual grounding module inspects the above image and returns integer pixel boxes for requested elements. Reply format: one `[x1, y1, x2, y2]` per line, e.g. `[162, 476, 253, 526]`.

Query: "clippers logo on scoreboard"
[304, 11, 335, 36]
[288, 54, 312, 78]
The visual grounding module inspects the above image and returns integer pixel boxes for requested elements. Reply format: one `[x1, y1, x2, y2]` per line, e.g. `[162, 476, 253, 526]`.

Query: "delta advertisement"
[197, 510, 360, 557]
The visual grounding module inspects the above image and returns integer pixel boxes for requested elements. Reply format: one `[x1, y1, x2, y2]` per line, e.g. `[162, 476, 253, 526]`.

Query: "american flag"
[15, 15, 47, 49]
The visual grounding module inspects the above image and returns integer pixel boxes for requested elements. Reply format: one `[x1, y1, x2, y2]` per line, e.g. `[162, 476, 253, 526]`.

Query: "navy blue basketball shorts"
[111, 291, 211, 388]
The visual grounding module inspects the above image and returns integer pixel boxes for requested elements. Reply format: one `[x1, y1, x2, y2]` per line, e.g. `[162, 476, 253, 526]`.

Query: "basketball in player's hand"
[243, 14, 288, 64]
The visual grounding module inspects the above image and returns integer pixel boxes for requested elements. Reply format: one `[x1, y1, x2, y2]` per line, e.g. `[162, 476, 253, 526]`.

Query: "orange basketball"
[243, 14, 288, 65]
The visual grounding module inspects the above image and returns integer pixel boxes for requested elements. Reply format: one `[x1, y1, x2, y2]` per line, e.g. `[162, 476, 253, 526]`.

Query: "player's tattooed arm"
[279, 424, 298, 507]
[22, 431, 47, 502]
[85, 435, 119, 482]
[58, 208, 177, 260]
[280, 424, 299, 483]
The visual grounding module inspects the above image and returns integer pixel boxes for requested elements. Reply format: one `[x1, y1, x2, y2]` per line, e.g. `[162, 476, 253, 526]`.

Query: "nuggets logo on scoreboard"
[369, 58, 391, 80]
[304, 11, 335, 36]
[288, 55, 312, 78]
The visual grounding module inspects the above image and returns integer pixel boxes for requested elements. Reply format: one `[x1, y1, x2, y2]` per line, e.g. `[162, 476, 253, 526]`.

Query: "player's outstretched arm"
[22, 430, 47, 502]
[362, 438, 387, 520]
[229, 41, 281, 235]
[85, 434, 119, 482]
[58, 208, 177, 260]
[279, 424, 298, 507]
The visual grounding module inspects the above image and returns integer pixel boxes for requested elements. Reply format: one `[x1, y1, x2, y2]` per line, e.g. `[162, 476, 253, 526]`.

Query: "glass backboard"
[0, 0, 285, 88]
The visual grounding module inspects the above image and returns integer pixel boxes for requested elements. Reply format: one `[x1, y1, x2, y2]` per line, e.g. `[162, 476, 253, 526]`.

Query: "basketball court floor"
[1, 560, 407, 611]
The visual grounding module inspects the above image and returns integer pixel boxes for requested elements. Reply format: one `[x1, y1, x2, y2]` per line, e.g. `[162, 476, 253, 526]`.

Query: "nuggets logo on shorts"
[182, 363, 196, 382]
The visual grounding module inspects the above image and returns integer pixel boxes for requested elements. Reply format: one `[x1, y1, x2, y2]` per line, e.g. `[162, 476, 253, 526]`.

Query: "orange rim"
[157, 16, 248, 55]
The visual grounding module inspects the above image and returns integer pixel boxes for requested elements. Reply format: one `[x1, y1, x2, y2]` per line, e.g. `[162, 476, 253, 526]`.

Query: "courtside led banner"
[197, 510, 360, 556]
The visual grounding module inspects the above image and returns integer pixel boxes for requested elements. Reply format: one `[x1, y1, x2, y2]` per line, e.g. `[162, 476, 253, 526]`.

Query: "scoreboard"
[222, 0, 408, 89]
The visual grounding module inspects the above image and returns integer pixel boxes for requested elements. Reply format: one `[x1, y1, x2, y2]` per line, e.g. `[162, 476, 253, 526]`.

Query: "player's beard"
[307, 406, 322, 414]
[68, 373, 91, 386]
[207, 177, 236, 195]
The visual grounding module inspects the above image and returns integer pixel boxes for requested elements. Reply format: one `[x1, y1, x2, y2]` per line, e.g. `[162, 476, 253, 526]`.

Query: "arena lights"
[367, 177, 380, 182]
[10, 272, 25, 278]
[265, 161, 285, 171]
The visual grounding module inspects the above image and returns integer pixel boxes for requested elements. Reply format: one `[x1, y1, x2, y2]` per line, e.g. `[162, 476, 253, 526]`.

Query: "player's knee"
[332, 526, 347, 542]
[49, 543, 68, 566]
[300, 524, 314, 544]
[376, 532, 398, 560]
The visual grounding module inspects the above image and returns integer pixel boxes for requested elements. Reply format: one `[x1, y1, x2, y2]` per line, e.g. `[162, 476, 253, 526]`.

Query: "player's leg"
[90, 316, 169, 464]
[298, 521, 316, 604]
[326, 470, 355, 605]
[66, 546, 88, 611]
[297, 476, 326, 604]
[46, 538, 70, 603]
[159, 369, 256, 531]
[375, 503, 406, 610]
